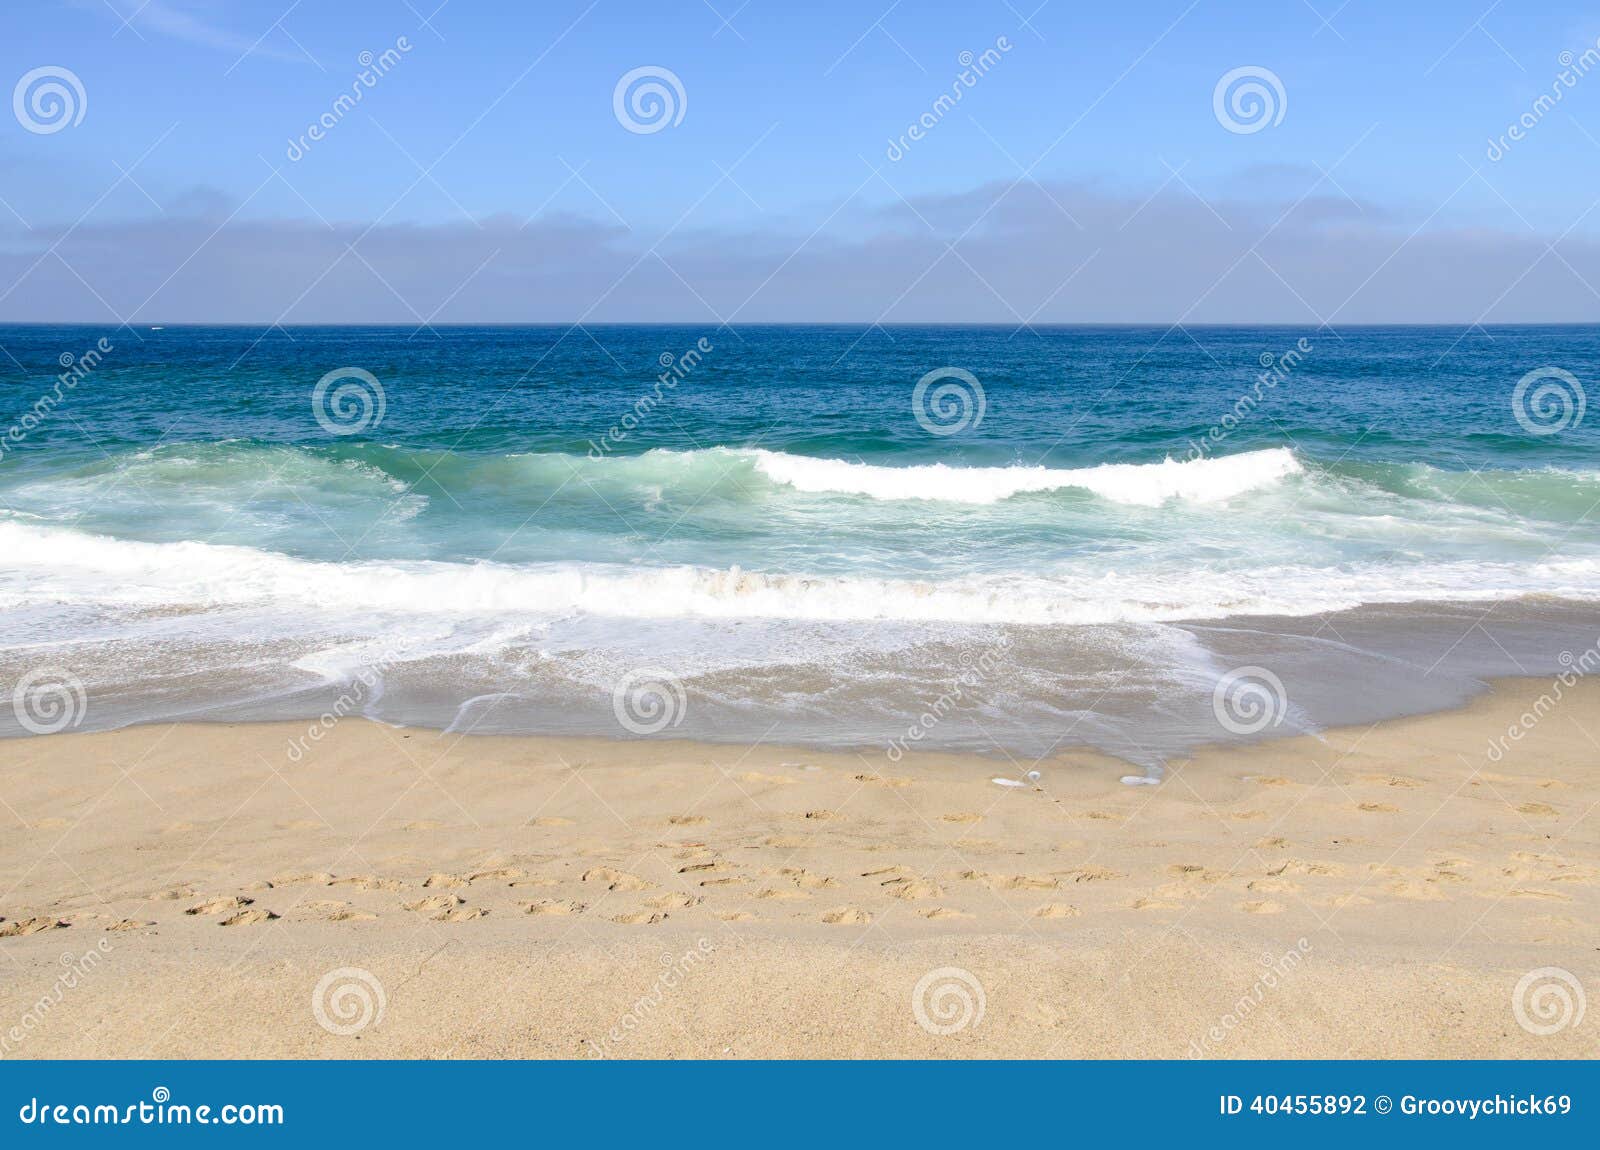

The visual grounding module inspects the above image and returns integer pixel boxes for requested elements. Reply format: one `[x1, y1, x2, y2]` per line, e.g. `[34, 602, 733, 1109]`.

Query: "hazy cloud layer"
[2, 178, 1596, 324]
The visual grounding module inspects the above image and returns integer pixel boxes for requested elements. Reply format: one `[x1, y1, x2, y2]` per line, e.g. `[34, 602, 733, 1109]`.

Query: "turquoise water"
[1, 324, 1596, 763]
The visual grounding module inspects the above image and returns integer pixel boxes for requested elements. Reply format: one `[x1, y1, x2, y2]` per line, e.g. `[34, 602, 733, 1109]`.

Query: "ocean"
[1, 323, 1595, 770]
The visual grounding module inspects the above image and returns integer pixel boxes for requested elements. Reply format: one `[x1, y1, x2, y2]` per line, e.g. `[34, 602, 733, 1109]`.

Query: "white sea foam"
[742, 446, 1303, 505]
[3, 519, 1597, 627]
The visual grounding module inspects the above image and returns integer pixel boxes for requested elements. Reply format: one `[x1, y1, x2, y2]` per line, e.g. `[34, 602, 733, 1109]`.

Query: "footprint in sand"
[434, 906, 487, 922]
[1269, 858, 1342, 878]
[1499, 888, 1572, 902]
[1248, 878, 1301, 893]
[718, 910, 757, 922]
[581, 867, 652, 892]
[644, 892, 699, 910]
[996, 874, 1060, 891]
[524, 899, 586, 916]
[678, 860, 733, 875]
[882, 878, 943, 900]
[1516, 802, 1560, 817]
[403, 894, 463, 914]
[612, 910, 667, 925]
[756, 887, 811, 901]
[1239, 900, 1284, 915]
[667, 815, 708, 826]
[218, 909, 278, 926]
[0, 917, 69, 937]
[1167, 864, 1227, 883]
[271, 872, 335, 886]
[803, 810, 839, 821]
[422, 873, 471, 889]
[185, 896, 252, 917]
[1033, 903, 1081, 919]
[820, 907, 870, 925]
[509, 877, 558, 889]
[1256, 836, 1288, 849]
[107, 919, 154, 931]
[940, 813, 983, 824]
[774, 867, 836, 889]
[922, 907, 973, 920]
[328, 875, 405, 892]
[1130, 897, 1179, 911]
[467, 867, 525, 883]
[1063, 866, 1122, 884]
[1358, 802, 1399, 813]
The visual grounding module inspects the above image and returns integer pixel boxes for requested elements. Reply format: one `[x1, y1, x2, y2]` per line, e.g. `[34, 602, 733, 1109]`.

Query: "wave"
[10, 440, 1306, 509]
[742, 446, 1303, 505]
[4, 520, 1597, 626]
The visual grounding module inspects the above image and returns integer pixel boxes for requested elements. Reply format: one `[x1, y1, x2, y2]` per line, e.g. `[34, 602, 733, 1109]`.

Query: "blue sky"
[4, 0, 1600, 321]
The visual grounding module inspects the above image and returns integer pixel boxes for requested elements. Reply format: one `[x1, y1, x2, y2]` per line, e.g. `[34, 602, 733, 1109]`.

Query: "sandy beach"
[1, 676, 1595, 1059]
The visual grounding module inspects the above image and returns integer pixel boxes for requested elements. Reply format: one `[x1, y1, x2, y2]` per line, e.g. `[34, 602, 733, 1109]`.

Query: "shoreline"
[1, 675, 1595, 1058]
[9, 596, 1595, 769]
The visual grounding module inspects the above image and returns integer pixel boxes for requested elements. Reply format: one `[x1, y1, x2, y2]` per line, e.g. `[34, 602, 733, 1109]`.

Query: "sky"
[3, 0, 1600, 323]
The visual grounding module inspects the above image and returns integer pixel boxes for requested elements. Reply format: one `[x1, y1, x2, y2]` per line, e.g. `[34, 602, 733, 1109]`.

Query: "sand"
[0, 676, 1595, 1059]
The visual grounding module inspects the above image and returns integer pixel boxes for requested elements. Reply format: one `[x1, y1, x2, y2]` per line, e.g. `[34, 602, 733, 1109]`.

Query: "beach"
[2, 675, 1594, 1059]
